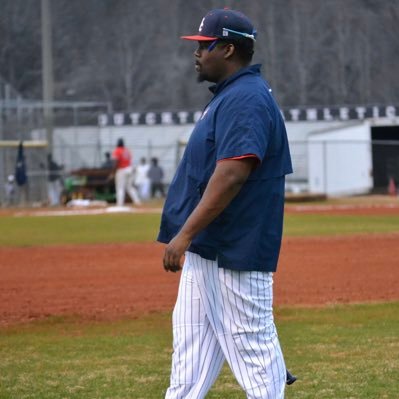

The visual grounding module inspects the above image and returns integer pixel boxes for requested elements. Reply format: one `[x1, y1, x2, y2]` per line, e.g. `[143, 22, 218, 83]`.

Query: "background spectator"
[4, 175, 16, 206]
[111, 138, 141, 207]
[148, 157, 165, 198]
[47, 153, 64, 206]
[101, 152, 114, 169]
[135, 157, 151, 201]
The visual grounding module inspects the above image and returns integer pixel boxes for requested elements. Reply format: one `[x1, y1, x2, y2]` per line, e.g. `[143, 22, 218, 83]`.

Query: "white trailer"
[307, 121, 373, 196]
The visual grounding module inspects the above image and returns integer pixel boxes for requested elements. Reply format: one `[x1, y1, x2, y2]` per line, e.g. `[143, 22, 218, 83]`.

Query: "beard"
[197, 72, 207, 83]
[197, 71, 217, 83]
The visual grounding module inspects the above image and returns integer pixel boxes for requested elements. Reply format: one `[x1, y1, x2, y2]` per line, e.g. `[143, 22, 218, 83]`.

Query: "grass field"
[0, 303, 398, 398]
[0, 211, 398, 246]
[0, 213, 162, 247]
[1, 204, 398, 398]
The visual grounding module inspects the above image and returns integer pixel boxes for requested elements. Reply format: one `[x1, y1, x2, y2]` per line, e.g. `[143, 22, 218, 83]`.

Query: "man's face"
[194, 40, 229, 84]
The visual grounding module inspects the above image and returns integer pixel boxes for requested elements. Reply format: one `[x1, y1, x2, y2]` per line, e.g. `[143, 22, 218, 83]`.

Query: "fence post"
[323, 140, 327, 194]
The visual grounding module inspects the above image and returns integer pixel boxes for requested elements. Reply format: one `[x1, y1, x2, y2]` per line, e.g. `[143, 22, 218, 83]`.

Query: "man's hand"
[163, 232, 191, 272]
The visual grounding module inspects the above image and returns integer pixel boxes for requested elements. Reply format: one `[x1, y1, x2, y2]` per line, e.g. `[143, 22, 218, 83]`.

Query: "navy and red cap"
[181, 8, 256, 42]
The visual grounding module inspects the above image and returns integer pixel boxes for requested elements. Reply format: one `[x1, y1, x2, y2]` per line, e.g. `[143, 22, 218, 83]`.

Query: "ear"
[223, 43, 235, 59]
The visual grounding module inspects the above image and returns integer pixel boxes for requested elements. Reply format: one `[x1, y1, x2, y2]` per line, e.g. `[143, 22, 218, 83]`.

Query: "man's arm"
[163, 157, 257, 272]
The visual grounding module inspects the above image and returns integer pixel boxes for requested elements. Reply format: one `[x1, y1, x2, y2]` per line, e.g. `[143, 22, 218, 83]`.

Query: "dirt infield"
[1, 232, 398, 327]
[1, 197, 399, 326]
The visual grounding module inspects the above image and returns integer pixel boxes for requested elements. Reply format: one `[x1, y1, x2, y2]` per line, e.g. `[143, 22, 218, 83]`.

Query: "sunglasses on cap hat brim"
[181, 29, 256, 42]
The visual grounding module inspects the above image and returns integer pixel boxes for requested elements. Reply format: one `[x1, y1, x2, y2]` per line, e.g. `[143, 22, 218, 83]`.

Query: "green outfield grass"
[0, 212, 398, 247]
[284, 213, 399, 236]
[0, 302, 397, 398]
[0, 213, 161, 247]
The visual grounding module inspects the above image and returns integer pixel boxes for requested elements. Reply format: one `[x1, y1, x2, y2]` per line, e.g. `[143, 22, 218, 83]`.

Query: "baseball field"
[0, 196, 398, 398]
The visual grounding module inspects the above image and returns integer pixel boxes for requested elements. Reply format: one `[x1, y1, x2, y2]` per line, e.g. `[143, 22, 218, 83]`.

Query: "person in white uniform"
[111, 138, 141, 207]
[134, 157, 151, 201]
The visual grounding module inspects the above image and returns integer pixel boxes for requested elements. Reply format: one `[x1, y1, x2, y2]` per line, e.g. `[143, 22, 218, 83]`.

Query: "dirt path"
[1, 234, 398, 326]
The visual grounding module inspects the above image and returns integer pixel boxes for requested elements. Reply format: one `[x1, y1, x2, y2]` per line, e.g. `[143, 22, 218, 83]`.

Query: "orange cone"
[388, 177, 397, 196]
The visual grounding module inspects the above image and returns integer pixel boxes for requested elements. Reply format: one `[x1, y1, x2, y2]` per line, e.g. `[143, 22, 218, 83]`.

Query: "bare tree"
[1, 0, 399, 110]
[0, 1, 41, 97]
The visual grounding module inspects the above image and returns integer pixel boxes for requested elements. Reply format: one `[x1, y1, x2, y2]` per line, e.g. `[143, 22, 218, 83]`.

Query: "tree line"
[1, 0, 398, 112]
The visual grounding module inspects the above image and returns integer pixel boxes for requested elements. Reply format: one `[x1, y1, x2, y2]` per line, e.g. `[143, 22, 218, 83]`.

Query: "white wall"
[32, 125, 195, 183]
[308, 122, 373, 196]
[284, 121, 348, 190]
[31, 120, 374, 196]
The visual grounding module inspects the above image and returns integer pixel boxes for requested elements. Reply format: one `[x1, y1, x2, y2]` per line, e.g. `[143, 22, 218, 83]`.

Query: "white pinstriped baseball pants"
[165, 252, 286, 399]
[115, 166, 141, 206]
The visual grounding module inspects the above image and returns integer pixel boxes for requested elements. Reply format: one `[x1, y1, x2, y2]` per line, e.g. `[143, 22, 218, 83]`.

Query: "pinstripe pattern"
[165, 252, 286, 399]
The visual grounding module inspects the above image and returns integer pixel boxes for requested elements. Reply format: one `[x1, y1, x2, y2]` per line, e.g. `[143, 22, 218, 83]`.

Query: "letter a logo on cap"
[199, 17, 205, 32]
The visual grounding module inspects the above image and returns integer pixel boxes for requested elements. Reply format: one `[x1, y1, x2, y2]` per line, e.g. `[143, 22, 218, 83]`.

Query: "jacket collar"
[209, 64, 262, 95]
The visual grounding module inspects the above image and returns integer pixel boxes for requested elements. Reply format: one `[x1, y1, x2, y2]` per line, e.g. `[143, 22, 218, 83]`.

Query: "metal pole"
[323, 141, 327, 194]
[41, 0, 54, 153]
[0, 101, 3, 141]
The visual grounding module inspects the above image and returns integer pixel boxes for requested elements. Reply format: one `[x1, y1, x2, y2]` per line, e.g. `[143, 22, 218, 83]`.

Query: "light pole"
[41, 0, 54, 154]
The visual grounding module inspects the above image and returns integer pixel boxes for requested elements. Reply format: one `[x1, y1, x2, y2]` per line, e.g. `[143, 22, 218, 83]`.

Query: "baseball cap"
[181, 8, 256, 42]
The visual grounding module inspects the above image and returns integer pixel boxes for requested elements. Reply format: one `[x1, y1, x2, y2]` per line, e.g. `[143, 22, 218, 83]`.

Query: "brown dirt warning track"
[1, 203, 399, 327]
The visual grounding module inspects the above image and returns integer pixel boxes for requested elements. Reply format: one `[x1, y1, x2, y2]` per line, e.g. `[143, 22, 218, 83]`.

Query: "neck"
[216, 62, 249, 84]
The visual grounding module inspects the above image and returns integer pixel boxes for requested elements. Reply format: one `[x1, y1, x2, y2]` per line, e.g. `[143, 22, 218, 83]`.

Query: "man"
[158, 8, 293, 399]
[134, 157, 151, 200]
[47, 153, 63, 206]
[111, 138, 141, 207]
[101, 152, 114, 169]
[148, 157, 165, 198]
[4, 174, 16, 206]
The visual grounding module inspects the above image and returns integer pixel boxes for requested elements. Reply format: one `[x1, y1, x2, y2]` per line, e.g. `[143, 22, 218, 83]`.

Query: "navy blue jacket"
[158, 64, 292, 272]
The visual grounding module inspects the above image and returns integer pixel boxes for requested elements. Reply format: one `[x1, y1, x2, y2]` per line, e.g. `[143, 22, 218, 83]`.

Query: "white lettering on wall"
[145, 112, 156, 125]
[98, 114, 108, 126]
[161, 112, 173, 125]
[100, 105, 398, 126]
[306, 109, 318, 121]
[386, 106, 396, 118]
[177, 111, 189, 124]
[339, 107, 349, 120]
[129, 113, 140, 125]
[114, 113, 124, 126]
[355, 107, 367, 119]
[289, 109, 301, 121]
[323, 108, 333, 121]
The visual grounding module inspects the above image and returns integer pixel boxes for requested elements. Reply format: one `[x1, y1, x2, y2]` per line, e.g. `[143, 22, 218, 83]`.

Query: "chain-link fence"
[0, 141, 48, 206]
[0, 101, 111, 141]
[1, 136, 399, 207]
[0, 98, 111, 206]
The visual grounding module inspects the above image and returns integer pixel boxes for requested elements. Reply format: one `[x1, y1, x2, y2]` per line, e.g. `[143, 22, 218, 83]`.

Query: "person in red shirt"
[111, 138, 141, 207]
